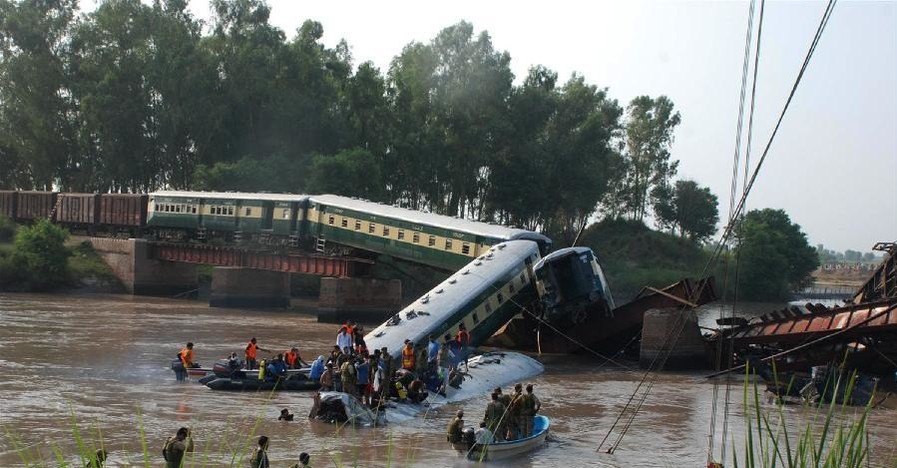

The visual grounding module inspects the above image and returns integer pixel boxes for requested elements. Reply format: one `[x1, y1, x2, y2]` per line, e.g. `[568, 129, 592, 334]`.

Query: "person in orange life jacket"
[245, 337, 270, 370]
[401, 339, 415, 371]
[179, 342, 196, 367]
[284, 347, 308, 369]
[456, 324, 471, 372]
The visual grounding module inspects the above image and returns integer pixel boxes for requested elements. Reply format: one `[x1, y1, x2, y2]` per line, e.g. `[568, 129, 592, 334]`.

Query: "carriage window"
[355, 220, 361, 231]
[192, 206, 197, 214]
[472, 312, 480, 324]
[382, 226, 390, 236]
[175, 205, 181, 213]
[369, 223, 376, 233]
[283, 209, 290, 219]
[245, 208, 251, 216]
[484, 303, 493, 314]
[509, 283, 516, 293]
[497, 292, 504, 304]
[328, 216, 335, 225]
[519, 272, 526, 284]
[397, 230, 405, 240]
[462, 243, 470, 255]
[412, 233, 420, 244]
[444, 240, 453, 251]
[428, 236, 436, 247]
[341, 218, 348, 228]
[228, 207, 234, 216]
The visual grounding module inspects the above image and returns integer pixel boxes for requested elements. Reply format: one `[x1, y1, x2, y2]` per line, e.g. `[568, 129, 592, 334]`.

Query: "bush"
[0, 215, 16, 242]
[11, 219, 71, 289]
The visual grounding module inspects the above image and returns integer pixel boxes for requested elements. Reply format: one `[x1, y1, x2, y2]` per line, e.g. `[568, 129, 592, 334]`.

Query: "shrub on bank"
[0, 215, 16, 242]
[2, 219, 71, 290]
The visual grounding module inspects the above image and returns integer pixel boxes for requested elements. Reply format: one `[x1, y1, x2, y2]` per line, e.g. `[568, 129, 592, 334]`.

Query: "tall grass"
[732, 364, 871, 468]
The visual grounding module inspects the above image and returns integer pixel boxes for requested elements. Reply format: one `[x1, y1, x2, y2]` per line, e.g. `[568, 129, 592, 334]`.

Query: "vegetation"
[652, 179, 720, 242]
[1, 219, 71, 290]
[0, 214, 16, 241]
[0, 0, 699, 245]
[736, 209, 819, 301]
[816, 245, 881, 265]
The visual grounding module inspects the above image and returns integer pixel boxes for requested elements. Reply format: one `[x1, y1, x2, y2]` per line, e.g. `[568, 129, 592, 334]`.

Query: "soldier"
[446, 409, 465, 447]
[507, 383, 524, 440]
[484, 392, 505, 434]
[519, 384, 542, 438]
[162, 427, 194, 468]
[249, 436, 270, 468]
[340, 356, 358, 396]
[495, 387, 512, 440]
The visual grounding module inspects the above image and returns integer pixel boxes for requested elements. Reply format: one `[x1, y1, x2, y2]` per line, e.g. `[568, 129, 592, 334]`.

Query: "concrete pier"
[88, 238, 198, 296]
[209, 267, 291, 308]
[318, 277, 403, 323]
[640, 308, 709, 370]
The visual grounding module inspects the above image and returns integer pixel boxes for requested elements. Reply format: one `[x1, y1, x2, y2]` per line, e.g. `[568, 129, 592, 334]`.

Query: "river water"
[1, 293, 895, 467]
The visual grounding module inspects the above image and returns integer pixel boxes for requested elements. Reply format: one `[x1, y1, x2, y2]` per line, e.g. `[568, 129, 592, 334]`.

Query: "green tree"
[652, 179, 719, 242]
[615, 95, 681, 221]
[737, 208, 819, 300]
[308, 148, 383, 200]
[0, 0, 78, 189]
[11, 219, 70, 289]
[192, 154, 297, 193]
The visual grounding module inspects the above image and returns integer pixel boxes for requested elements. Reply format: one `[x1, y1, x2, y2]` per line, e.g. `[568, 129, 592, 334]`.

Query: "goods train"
[0, 190, 551, 271]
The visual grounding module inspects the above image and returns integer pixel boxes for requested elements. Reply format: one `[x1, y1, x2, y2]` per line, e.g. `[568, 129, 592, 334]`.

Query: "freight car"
[0, 190, 16, 219]
[16, 191, 57, 221]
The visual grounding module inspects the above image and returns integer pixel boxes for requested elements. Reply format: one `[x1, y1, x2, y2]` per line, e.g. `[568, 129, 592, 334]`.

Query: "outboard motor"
[534, 247, 615, 326]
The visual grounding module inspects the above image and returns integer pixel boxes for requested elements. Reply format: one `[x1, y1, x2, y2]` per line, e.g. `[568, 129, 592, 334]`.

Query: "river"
[1, 293, 895, 467]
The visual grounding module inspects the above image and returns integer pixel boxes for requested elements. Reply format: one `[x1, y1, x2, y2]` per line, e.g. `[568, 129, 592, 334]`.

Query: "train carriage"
[307, 195, 551, 271]
[148, 192, 202, 230]
[16, 191, 57, 221]
[56, 193, 100, 227]
[0, 190, 16, 219]
[99, 194, 148, 228]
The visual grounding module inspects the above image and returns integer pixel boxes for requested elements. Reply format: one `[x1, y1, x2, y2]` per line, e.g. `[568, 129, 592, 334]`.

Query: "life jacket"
[401, 346, 415, 369]
[284, 351, 298, 368]
[179, 348, 194, 367]
[246, 342, 258, 360]
[456, 329, 470, 347]
[395, 381, 408, 399]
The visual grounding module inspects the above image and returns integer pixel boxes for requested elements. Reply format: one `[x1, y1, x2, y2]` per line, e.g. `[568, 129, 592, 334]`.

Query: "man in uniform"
[506, 383, 524, 440]
[519, 384, 542, 438]
[495, 387, 512, 440]
[162, 427, 194, 468]
[446, 409, 465, 446]
[340, 356, 358, 396]
[484, 392, 505, 434]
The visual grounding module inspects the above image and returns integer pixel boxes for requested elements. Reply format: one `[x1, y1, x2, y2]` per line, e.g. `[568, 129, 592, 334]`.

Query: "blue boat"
[461, 415, 550, 461]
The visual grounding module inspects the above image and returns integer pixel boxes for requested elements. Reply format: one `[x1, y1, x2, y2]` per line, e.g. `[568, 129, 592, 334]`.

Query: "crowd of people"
[446, 383, 542, 449]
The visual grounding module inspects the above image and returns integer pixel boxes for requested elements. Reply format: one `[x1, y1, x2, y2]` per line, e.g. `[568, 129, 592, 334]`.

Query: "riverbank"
[0, 239, 122, 293]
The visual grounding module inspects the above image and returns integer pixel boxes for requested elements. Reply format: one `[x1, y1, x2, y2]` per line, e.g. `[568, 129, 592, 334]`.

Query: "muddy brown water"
[1, 293, 895, 467]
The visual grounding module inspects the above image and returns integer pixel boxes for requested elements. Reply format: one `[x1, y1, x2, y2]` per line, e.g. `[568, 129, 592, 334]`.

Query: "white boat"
[463, 415, 550, 461]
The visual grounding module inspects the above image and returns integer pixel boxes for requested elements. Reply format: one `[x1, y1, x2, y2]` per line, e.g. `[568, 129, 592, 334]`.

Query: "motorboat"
[460, 415, 550, 461]
[204, 373, 320, 391]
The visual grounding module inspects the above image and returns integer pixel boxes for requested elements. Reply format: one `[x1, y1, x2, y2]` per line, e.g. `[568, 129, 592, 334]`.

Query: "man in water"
[249, 436, 269, 468]
[85, 449, 107, 468]
[446, 409, 465, 446]
[288, 452, 311, 468]
[278, 408, 294, 421]
[162, 427, 194, 468]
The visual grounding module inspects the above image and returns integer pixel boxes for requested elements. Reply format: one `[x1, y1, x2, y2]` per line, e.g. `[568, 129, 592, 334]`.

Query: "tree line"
[0, 0, 722, 245]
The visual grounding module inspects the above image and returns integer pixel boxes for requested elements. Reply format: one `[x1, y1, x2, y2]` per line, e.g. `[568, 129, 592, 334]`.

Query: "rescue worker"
[288, 452, 311, 468]
[407, 378, 428, 403]
[519, 384, 542, 438]
[309, 355, 325, 381]
[456, 324, 471, 372]
[415, 344, 429, 376]
[474, 420, 494, 446]
[340, 356, 358, 396]
[284, 347, 308, 369]
[179, 342, 196, 368]
[401, 339, 415, 371]
[353, 325, 367, 355]
[495, 387, 512, 440]
[484, 392, 504, 434]
[320, 362, 335, 391]
[162, 427, 194, 468]
[446, 409, 465, 446]
[356, 356, 370, 406]
[84, 449, 107, 468]
[427, 334, 440, 368]
[336, 326, 353, 355]
[437, 338, 453, 396]
[278, 408, 294, 421]
[249, 435, 270, 468]
[266, 354, 288, 381]
[506, 383, 524, 440]
[245, 338, 269, 370]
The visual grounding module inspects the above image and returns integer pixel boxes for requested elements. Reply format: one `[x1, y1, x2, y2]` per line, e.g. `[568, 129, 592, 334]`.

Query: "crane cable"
[597, 0, 839, 456]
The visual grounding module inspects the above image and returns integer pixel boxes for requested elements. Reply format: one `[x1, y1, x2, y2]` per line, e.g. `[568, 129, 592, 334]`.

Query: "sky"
[89, 0, 897, 252]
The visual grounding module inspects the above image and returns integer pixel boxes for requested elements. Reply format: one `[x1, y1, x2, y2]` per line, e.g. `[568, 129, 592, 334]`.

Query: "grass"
[727, 364, 871, 468]
[67, 242, 118, 283]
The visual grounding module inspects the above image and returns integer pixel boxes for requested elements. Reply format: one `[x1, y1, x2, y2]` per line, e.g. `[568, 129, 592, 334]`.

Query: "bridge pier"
[640, 308, 709, 370]
[88, 238, 198, 296]
[209, 267, 291, 308]
[318, 277, 403, 323]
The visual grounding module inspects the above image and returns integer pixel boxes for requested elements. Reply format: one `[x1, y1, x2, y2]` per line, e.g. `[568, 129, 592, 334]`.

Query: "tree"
[652, 180, 719, 242]
[616, 95, 681, 221]
[11, 219, 70, 289]
[737, 208, 819, 300]
[308, 148, 383, 200]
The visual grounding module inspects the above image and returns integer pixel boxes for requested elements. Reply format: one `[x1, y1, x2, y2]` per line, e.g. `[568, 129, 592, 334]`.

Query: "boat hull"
[205, 376, 320, 391]
[464, 415, 550, 461]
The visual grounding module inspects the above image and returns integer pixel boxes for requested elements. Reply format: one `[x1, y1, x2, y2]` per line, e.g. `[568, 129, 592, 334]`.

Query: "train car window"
[228, 207, 234, 216]
[341, 218, 348, 228]
[497, 292, 504, 304]
[472, 312, 480, 324]
[397, 230, 405, 240]
[509, 283, 516, 293]
[192, 206, 197, 214]
[462, 243, 470, 255]
[382, 226, 390, 237]
[484, 303, 493, 314]
[328, 216, 335, 225]
[354, 220, 361, 231]
[283, 209, 290, 219]
[428, 236, 436, 247]
[520, 272, 526, 284]
[368, 223, 376, 233]
[412, 233, 420, 244]
[175, 205, 181, 213]
[444, 239, 453, 251]
[245, 208, 251, 216]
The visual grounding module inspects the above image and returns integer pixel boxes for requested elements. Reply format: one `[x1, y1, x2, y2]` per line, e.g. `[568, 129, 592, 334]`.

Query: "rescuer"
[284, 346, 308, 369]
[446, 409, 465, 445]
[519, 384, 542, 438]
[401, 339, 415, 371]
[245, 337, 270, 370]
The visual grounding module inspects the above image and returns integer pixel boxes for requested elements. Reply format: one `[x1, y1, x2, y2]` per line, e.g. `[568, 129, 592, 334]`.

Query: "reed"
[732, 363, 871, 468]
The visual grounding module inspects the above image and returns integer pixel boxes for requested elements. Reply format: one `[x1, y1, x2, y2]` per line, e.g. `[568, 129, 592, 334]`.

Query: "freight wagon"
[0, 190, 16, 219]
[15, 191, 57, 221]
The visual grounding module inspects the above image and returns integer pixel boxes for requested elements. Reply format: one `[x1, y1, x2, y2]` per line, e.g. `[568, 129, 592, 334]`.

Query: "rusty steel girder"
[149, 242, 371, 277]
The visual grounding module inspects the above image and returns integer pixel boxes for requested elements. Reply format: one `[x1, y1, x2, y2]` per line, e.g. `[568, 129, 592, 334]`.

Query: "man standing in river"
[162, 427, 193, 468]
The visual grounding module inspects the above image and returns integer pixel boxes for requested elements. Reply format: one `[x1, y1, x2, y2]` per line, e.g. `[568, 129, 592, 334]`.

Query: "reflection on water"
[0, 293, 895, 467]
